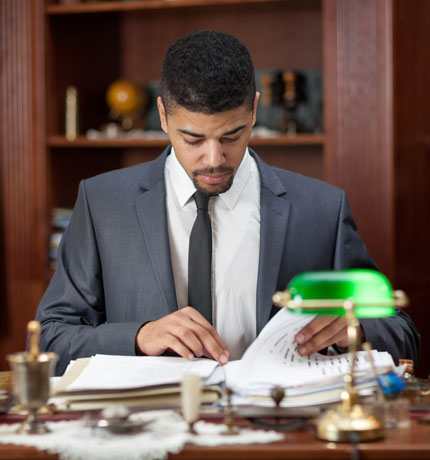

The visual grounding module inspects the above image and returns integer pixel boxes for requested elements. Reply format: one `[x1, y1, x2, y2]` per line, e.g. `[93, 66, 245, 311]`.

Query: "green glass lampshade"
[275, 269, 404, 318]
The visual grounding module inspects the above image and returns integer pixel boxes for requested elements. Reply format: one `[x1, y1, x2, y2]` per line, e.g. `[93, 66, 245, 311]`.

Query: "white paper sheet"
[225, 308, 395, 393]
[67, 355, 219, 391]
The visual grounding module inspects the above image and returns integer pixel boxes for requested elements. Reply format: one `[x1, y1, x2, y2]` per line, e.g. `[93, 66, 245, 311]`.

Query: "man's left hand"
[294, 317, 352, 356]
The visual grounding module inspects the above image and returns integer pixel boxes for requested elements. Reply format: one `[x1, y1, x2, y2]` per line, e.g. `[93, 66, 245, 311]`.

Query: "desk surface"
[0, 419, 430, 460]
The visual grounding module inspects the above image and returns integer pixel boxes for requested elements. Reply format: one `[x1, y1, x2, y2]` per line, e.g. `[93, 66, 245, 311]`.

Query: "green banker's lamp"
[272, 269, 408, 442]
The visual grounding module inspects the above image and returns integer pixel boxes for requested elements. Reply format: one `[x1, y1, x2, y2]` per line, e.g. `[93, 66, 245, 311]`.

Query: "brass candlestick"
[7, 321, 58, 434]
[181, 374, 202, 435]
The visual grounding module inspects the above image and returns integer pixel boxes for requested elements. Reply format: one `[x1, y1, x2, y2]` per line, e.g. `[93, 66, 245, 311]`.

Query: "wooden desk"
[0, 419, 429, 460]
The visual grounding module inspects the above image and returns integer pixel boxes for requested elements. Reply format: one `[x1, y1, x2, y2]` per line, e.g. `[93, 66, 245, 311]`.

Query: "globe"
[106, 79, 143, 117]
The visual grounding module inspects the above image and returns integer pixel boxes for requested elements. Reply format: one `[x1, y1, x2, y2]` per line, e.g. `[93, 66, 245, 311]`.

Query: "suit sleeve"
[36, 181, 143, 375]
[333, 191, 420, 365]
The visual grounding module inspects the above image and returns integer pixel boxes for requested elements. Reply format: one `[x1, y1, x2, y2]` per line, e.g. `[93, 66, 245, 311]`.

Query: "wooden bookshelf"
[5, 0, 430, 376]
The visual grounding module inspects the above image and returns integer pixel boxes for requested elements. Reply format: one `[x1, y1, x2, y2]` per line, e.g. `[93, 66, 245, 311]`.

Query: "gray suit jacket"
[36, 148, 420, 374]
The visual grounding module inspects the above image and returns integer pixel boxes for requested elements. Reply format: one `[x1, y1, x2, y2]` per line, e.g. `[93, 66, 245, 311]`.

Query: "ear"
[252, 92, 260, 127]
[157, 97, 168, 133]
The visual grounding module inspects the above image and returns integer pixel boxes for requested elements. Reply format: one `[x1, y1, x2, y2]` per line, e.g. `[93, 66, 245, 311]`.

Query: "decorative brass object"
[85, 404, 150, 434]
[7, 321, 58, 434]
[270, 386, 285, 408]
[222, 387, 239, 435]
[272, 269, 408, 442]
[314, 301, 383, 442]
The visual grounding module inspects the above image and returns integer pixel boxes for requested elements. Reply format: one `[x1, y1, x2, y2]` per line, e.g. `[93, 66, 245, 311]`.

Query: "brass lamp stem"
[343, 300, 360, 408]
[316, 299, 385, 442]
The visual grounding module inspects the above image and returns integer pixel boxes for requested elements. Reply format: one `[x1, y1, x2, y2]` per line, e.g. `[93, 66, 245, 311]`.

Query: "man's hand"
[135, 306, 229, 364]
[294, 316, 352, 356]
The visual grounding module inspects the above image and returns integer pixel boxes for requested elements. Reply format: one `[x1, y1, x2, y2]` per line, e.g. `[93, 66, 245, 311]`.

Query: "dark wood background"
[1, 0, 429, 376]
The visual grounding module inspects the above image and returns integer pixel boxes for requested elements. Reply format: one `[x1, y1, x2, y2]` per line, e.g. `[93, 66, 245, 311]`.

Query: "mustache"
[192, 166, 234, 177]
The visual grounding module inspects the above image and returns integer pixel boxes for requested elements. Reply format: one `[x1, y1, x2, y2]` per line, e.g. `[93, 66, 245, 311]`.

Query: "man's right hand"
[135, 306, 229, 364]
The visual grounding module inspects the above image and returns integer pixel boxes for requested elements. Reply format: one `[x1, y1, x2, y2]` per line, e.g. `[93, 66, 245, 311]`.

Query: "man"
[36, 30, 419, 375]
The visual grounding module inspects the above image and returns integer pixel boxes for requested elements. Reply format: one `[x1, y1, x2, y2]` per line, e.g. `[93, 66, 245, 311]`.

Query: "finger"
[164, 334, 197, 361]
[297, 318, 347, 356]
[183, 322, 229, 364]
[295, 316, 340, 345]
[180, 307, 230, 355]
[167, 314, 228, 364]
[298, 328, 348, 356]
[169, 323, 208, 358]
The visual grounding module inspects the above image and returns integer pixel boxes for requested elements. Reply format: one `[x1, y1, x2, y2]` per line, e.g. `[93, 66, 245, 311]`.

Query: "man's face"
[158, 94, 259, 195]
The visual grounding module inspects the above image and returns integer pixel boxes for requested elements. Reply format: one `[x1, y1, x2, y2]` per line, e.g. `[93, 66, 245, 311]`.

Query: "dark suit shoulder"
[272, 165, 341, 195]
[264, 165, 344, 215]
[83, 154, 166, 201]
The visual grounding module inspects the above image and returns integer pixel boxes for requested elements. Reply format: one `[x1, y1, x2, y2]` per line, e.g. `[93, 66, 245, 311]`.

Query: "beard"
[192, 165, 235, 195]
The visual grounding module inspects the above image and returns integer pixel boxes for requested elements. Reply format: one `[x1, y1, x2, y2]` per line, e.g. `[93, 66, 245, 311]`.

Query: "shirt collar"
[165, 147, 196, 207]
[166, 147, 252, 210]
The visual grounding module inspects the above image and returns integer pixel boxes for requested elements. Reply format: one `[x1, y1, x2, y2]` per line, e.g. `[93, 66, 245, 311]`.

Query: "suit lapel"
[134, 149, 177, 308]
[252, 152, 290, 334]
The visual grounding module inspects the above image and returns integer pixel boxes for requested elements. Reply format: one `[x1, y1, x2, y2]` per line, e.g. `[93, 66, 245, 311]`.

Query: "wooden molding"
[0, 0, 46, 369]
[323, 0, 395, 278]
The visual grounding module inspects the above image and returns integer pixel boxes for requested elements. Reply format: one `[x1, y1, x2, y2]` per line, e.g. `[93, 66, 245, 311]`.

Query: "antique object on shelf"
[282, 71, 299, 135]
[258, 70, 309, 135]
[7, 321, 58, 434]
[272, 269, 408, 442]
[65, 86, 79, 141]
[106, 79, 148, 131]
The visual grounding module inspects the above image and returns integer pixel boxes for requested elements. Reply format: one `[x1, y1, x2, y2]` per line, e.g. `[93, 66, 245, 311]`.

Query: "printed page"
[67, 355, 219, 391]
[226, 308, 394, 392]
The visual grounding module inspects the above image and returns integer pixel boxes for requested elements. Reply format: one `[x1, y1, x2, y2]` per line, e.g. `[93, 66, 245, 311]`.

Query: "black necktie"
[188, 191, 212, 324]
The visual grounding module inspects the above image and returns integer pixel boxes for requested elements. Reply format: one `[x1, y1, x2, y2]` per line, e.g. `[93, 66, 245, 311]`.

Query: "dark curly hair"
[160, 30, 256, 115]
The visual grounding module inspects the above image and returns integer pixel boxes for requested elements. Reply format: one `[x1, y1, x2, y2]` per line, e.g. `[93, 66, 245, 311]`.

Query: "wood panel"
[0, 0, 46, 370]
[121, 1, 322, 82]
[393, 0, 430, 378]
[324, 0, 394, 279]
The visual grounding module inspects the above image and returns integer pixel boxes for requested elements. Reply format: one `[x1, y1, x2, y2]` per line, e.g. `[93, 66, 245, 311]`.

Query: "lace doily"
[0, 410, 283, 460]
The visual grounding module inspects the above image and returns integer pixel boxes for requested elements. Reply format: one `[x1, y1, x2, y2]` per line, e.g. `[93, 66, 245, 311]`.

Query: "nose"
[203, 140, 225, 168]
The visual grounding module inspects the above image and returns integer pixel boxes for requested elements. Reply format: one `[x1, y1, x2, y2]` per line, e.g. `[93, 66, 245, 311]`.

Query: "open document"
[224, 308, 396, 406]
[53, 308, 397, 410]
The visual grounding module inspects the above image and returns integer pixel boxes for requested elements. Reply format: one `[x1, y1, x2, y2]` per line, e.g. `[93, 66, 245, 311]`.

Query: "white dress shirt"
[165, 147, 261, 359]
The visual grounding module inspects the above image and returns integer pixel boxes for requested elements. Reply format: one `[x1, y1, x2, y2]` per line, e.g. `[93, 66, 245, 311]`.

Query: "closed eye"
[222, 136, 240, 144]
[184, 138, 203, 146]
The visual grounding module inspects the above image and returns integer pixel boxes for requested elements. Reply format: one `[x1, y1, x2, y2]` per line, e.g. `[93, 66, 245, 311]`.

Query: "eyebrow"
[178, 124, 247, 138]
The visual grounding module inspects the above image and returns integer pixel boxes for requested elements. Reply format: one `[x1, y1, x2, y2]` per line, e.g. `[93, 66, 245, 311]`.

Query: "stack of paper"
[224, 308, 397, 407]
[53, 309, 398, 411]
[53, 356, 222, 411]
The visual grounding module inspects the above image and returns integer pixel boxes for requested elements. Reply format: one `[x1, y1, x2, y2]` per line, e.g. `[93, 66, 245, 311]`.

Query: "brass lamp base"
[316, 403, 384, 443]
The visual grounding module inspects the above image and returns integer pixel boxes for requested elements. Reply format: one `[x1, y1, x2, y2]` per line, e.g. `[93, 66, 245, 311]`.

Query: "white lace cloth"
[0, 410, 283, 460]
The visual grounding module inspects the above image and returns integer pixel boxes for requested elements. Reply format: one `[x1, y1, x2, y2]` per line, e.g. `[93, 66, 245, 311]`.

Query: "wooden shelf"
[48, 135, 170, 148]
[47, 134, 325, 148]
[45, 0, 291, 15]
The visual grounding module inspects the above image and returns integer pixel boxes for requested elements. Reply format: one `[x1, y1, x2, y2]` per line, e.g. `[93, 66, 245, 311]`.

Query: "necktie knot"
[193, 191, 210, 211]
